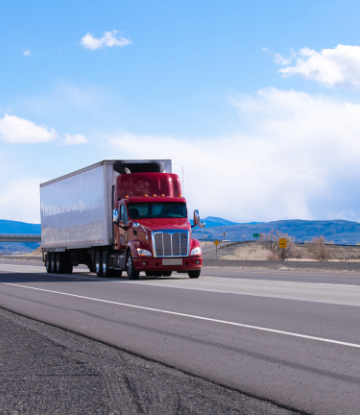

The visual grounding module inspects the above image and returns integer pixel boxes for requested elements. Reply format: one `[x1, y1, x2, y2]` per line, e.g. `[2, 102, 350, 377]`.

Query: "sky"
[2, 0, 360, 224]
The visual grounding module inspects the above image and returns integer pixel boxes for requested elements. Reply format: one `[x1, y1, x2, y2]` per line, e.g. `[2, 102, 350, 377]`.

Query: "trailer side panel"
[40, 164, 111, 250]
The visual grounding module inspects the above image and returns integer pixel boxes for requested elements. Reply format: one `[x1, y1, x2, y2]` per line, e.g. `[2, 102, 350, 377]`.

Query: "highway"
[0, 260, 359, 415]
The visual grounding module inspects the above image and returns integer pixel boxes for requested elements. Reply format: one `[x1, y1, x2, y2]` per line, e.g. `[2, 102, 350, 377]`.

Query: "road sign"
[279, 238, 287, 249]
[214, 240, 220, 246]
[253, 233, 260, 238]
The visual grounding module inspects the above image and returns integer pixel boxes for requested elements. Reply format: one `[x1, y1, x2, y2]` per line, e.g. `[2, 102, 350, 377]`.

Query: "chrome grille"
[153, 231, 189, 257]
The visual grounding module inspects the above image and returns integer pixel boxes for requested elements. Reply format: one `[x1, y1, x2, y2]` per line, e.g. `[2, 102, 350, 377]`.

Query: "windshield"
[128, 202, 187, 219]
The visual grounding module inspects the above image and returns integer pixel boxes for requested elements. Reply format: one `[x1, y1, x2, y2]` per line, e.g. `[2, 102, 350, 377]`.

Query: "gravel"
[0, 307, 302, 415]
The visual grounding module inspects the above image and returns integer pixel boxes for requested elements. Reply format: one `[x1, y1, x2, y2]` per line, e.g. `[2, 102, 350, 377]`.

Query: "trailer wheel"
[56, 253, 65, 274]
[102, 251, 114, 278]
[162, 271, 172, 277]
[65, 254, 73, 274]
[95, 251, 103, 277]
[188, 270, 201, 279]
[45, 253, 51, 273]
[126, 252, 139, 280]
[50, 253, 57, 273]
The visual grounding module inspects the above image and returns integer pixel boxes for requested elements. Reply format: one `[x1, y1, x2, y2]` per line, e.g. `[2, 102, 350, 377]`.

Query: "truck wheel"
[45, 253, 51, 273]
[50, 253, 56, 273]
[95, 251, 103, 277]
[126, 252, 139, 280]
[163, 271, 172, 277]
[188, 270, 200, 279]
[102, 251, 114, 278]
[63, 253, 73, 274]
[56, 253, 64, 274]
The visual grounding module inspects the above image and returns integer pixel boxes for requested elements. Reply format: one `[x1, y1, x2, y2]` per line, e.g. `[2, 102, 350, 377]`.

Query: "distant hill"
[192, 219, 360, 244]
[191, 216, 264, 227]
[0, 220, 40, 234]
[0, 220, 41, 255]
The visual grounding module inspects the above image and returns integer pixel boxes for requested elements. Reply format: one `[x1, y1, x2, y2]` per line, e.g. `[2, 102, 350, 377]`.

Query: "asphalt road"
[0, 261, 359, 415]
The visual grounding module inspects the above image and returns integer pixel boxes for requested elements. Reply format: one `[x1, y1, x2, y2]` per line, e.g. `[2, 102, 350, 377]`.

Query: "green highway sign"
[253, 233, 260, 238]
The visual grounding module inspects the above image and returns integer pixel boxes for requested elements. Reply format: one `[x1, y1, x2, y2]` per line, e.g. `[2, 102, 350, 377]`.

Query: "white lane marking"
[0, 267, 90, 278]
[0, 268, 33, 274]
[3, 282, 360, 350]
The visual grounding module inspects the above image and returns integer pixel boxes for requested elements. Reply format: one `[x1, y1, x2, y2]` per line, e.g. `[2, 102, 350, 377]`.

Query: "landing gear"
[188, 270, 200, 279]
[126, 252, 139, 280]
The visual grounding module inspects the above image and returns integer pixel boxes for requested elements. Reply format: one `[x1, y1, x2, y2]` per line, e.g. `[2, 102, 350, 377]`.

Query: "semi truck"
[40, 159, 205, 279]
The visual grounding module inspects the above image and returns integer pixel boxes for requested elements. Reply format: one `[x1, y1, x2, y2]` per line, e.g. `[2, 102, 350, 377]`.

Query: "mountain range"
[192, 218, 360, 244]
[1, 217, 360, 254]
[0, 220, 41, 255]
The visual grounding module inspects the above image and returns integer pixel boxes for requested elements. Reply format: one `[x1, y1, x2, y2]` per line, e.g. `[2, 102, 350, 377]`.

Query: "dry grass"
[200, 241, 360, 262]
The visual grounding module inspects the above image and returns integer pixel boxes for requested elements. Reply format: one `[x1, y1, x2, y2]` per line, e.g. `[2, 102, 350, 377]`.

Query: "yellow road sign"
[214, 240, 220, 246]
[279, 238, 287, 249]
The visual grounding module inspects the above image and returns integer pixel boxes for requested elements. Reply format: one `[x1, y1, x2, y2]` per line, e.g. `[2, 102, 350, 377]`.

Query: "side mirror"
[193, 209, 200, 226]
[113, 209, 119, 223]
[199, 222, 206, 228]
[133, 222, 140, 230]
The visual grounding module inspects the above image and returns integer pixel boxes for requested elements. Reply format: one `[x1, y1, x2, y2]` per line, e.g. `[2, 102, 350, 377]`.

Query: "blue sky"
[2, 0, 360, 223]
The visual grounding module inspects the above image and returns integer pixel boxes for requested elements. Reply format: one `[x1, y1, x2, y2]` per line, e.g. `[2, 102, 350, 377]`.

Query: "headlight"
[190, 247, 202, 256]
[137, 248, 152, 257]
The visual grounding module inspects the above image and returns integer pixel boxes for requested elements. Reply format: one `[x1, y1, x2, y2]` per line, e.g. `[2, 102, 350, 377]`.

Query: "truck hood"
[134, 218, 191, 232]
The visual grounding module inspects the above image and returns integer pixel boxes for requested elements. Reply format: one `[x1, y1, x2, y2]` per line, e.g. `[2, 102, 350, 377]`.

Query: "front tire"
[188, 270, 200, 279]
[126, 252, 139, 280]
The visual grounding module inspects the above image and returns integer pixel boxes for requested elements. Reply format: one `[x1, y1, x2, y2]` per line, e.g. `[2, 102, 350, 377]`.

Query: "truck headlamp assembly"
[190, 247, 202, 256]
[137, 248, 152, 257]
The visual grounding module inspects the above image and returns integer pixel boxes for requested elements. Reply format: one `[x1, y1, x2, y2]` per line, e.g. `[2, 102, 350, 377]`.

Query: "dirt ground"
[200, 240, 360, 262]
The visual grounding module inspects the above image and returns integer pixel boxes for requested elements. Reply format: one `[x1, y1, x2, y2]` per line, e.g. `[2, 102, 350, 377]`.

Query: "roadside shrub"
[266, 252, 279, 261]
[306, 236, 331, 261]
[260, 230, 295, 261]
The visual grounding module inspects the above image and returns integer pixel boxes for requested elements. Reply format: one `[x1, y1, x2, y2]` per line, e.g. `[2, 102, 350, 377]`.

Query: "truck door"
[119, 204, 128, 248]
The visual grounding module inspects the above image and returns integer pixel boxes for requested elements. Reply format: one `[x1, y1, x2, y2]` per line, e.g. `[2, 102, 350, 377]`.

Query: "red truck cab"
[112, 172, 204, 279]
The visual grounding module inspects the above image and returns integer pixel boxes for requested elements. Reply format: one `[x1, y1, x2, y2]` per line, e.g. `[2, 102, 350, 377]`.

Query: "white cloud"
[0, 178, 43, 223]
[62, 133, 88, 145]
[274, 52, 292, 66]
[0, 114, 57, 143]
[23, 49, 31, 57]
[109, 88, 360, 222]
[0, 114, 88, 145]
[277, 45, 360, 88]
[81, 30, 132, 50]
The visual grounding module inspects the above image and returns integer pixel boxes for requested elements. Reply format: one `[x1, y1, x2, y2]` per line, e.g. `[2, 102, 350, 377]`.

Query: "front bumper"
[133, 257, 202, 272]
